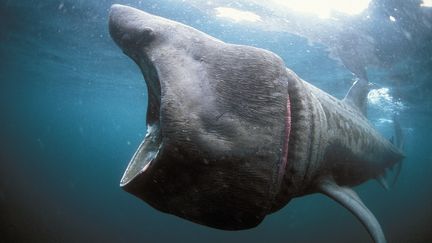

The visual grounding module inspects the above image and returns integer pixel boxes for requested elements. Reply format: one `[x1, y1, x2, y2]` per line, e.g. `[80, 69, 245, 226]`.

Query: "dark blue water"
[1, 0, 431, 242]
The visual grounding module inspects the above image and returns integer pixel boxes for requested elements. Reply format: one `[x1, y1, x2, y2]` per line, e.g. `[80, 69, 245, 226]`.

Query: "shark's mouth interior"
[120, 60, 162, 187]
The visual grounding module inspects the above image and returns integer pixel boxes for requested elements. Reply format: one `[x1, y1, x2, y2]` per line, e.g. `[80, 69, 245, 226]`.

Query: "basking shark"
[109, 4, 404, 243]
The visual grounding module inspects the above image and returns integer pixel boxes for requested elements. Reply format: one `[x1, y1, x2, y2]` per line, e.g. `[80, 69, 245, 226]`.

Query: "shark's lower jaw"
[120, 62, 162, 187]
[120, 123, 161, 187]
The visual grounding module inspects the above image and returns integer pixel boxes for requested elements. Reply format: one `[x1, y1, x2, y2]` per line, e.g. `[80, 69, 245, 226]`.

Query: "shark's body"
[108, 5, 404, 243]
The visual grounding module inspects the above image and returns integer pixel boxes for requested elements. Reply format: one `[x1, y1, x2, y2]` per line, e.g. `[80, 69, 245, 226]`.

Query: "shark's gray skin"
[109, 4, 404, 243]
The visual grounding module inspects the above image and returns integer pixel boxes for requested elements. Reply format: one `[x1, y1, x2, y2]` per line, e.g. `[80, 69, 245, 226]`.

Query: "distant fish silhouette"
[109, 5, 404, 243]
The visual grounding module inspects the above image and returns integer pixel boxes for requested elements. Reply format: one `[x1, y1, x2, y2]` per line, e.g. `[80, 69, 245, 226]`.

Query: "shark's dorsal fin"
[343, 79, 370, 116]
[318, 179, 387, 243]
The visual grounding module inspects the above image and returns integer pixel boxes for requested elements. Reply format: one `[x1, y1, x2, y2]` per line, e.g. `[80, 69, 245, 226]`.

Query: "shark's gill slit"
[120, 60, 162, 186]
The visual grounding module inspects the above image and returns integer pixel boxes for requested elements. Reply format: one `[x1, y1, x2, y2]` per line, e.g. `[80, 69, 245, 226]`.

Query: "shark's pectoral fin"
[318, 179, 386, 243]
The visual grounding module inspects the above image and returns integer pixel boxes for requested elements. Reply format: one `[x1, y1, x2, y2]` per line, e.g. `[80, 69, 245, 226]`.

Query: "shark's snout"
[109, 4, 156, 54]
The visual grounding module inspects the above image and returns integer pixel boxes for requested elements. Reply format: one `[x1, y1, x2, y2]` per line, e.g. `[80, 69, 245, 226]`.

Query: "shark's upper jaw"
[110, 4, 163, 186]
[119, 59, 162, 187]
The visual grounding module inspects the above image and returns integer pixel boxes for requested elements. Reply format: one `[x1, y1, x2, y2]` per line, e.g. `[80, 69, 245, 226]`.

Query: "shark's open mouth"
[120, 60, 162, 187]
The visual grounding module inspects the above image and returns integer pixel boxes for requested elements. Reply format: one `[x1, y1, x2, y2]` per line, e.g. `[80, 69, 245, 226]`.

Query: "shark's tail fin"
[390, 115, 404, 187]
[393, 115, 404, 151]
